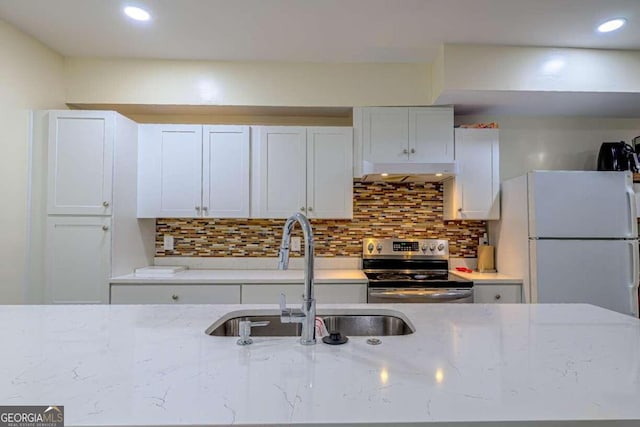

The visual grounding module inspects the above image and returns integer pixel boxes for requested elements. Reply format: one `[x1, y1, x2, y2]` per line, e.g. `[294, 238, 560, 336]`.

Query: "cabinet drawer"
[473, 284, 522, 303]
[110, 284, 241, 304]
[241, 284, 367, 304]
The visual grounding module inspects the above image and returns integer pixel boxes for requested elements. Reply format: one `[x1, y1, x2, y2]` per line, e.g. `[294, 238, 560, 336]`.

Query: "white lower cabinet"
[110, 284, 241, 304]
[473, 284, 522, 303]
[47, 216, 112, 304]
[241, 284, 367, 304]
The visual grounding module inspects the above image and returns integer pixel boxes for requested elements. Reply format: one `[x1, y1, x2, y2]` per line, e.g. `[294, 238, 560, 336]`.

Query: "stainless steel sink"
[206, 310, 415, 337]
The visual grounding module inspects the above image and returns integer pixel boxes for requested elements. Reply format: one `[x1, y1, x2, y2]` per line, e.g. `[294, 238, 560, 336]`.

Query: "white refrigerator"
[494, 171, 639, 317]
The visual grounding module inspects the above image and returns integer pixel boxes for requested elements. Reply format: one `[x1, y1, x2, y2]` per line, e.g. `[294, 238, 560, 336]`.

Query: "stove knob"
[376, 243, 383, 253]
[421, 244, 427, 253]
[437, 243, 445, 251]
[367, 242, 374, 253]
[429, 243, 436, 251]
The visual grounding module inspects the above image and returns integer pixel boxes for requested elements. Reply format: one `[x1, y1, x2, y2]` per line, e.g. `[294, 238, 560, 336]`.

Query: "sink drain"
[366, 338, 382, 345]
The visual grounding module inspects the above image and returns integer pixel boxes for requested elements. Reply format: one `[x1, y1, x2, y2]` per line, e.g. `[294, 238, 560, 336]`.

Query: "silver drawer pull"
[494, 294, 502, 300]
[171, 294, 179, 301]
[102, 225, 109, 231]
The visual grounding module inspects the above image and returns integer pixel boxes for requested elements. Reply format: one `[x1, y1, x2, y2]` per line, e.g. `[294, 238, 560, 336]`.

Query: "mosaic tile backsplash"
[156, 181, 487, 258]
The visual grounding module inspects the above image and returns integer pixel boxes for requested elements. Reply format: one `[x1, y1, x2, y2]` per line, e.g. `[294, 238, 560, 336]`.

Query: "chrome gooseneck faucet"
[278, 212, 316, 345]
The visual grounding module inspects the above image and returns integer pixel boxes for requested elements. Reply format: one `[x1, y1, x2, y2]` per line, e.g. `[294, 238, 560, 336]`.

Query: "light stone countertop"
[1, 303, 639, 427]
[449, 270, 523, 284]
[110, 269, 368, 284]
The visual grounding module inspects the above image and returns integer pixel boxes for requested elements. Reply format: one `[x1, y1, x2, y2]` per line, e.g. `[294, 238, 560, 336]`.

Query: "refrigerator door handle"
[629, 241, 639, 317]
[626, 186, 637, 237]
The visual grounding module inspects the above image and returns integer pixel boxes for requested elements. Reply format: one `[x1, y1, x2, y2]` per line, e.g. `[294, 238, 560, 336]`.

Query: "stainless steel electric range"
[363, 238, 474, 303]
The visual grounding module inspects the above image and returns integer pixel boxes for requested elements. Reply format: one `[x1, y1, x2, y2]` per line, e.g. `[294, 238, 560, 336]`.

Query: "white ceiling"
[0, 0, 639, 62]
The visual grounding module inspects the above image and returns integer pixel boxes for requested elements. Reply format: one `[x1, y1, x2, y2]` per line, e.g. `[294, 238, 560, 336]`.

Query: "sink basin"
[205, 309, 415, 337]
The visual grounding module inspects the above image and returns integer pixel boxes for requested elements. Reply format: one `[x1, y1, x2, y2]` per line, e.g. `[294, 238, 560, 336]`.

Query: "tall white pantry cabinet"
[44, 111, 153, 304]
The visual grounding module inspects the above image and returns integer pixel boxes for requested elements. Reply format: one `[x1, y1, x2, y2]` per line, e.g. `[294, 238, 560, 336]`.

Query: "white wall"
[456, 115, 640, 180]
[0, 18, 65, 303]
[65, 58, 431, 107]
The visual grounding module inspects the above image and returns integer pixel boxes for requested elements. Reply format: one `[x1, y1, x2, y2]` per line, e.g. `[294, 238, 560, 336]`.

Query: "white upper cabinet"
[362, 107, 408, 162]
[444, 129, 500, 220]
[253, 126, 307, 218]
[202, 126, 251, 218]
[47, 111, 114, 215]
[252, 126, 353, 219]
[361, 106, 454, 163]
[408, 107, 454, 163]
[306, 127, 354, 219]
[138, 124, 250, 218]
[139, 124, 203, 218]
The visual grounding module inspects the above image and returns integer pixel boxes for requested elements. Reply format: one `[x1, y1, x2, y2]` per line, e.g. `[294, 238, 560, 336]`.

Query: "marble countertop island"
[1, 303, 639, 426]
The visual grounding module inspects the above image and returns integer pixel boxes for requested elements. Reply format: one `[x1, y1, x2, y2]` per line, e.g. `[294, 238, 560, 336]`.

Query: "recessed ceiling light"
[381, 173, 389, 177]
[597, 18, 626, 33]
[124, 6, 151, 21]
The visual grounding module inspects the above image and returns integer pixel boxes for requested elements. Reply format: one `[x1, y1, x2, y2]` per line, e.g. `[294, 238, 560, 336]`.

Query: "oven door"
[368, 288, 474, 303]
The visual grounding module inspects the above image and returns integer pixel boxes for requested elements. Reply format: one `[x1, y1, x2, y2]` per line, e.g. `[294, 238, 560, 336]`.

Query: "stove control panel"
[363, 238, 449, 258]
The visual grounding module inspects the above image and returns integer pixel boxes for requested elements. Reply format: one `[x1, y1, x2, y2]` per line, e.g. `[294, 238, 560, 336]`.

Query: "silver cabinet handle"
[494, 294, 502, 301]
[171, 294, 179, 301]
[410, 148, 416, 154]
[308, 207, 313, 212]
[403, 149, 408, 154]
[102, 201, 110, 207]
[202, 207, 208, 214]
[300, 207, 306, 211]
[195, 206, 201, 212]
[102, 225, 109, 231]
[458, 208, 463, 212]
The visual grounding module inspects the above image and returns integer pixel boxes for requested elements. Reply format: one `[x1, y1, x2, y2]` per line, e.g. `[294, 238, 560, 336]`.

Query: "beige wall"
[0, 19, 65, 303]
[437, 44, 640, 95]
[455, 115, 640, 181]
[65, 58, 432, 107]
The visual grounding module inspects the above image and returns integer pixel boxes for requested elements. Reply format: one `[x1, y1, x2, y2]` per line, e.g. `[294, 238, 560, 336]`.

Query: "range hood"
[360, 160, 458, 183]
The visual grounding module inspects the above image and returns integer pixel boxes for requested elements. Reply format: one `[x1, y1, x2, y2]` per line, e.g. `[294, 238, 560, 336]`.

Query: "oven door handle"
[368, 289, 473, 301]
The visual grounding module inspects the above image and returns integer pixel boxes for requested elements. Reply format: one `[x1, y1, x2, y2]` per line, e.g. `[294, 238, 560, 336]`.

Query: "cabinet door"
[474, 284, 522, 303]
[47, 111, 114, 215]
[306, 127, 353, 219]
[138, 124, 203, 218]
[454, 129, 500, 220]
[362, 107, 409, 162]
[46, 216, 111, 304]
[408, 107, 454, 163]
[202, 126, 250, 218]
[252, 126, 307, 218]
[110, 284, 241, 304]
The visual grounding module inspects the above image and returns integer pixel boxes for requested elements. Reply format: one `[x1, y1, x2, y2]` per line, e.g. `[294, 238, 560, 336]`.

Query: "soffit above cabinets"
[436, 90, 640, 118]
